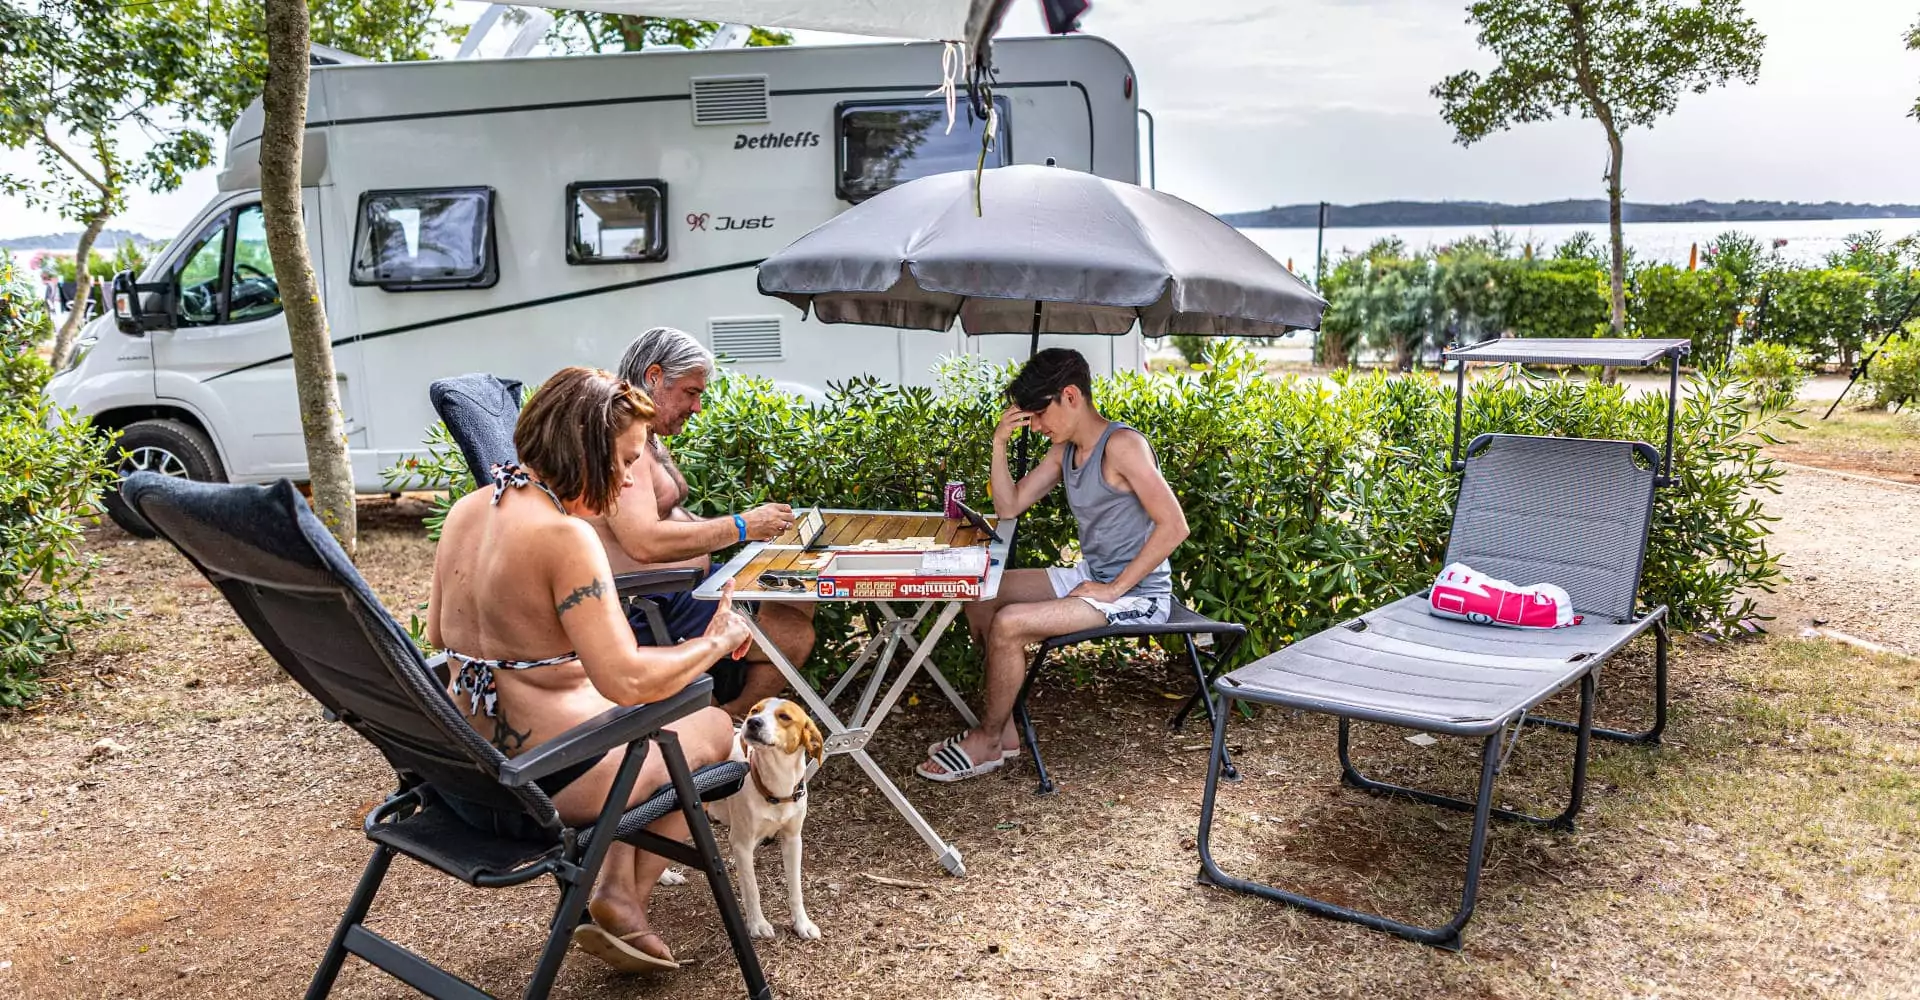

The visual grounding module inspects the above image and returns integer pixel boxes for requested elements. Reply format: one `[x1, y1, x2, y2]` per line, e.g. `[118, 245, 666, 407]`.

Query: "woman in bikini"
[428, 366, 750, 973]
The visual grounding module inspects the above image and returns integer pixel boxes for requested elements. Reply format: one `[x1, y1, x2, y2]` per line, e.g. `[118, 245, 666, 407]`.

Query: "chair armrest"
[497, 676, 715, 787]
[424, 651, 452, 688]
[614, 568, 702, 598]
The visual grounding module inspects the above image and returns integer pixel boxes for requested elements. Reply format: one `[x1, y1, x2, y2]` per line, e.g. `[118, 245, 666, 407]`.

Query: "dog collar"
[747, 749, 806, 805]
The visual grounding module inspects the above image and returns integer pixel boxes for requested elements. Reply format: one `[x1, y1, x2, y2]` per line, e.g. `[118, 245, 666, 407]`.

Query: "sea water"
[1243, 217, 1920, 277]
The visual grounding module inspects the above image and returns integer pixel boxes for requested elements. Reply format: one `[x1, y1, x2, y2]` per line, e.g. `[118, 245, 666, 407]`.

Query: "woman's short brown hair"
[513, 366, 655, 515]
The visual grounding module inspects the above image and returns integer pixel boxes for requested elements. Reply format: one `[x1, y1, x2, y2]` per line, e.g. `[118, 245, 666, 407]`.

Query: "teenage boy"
[918, 349, 1189, 782]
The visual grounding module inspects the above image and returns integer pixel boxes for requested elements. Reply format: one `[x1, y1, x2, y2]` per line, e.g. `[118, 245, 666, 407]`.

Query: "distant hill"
[1219, 200, 1920, 229]
[0, 229, 161, 253]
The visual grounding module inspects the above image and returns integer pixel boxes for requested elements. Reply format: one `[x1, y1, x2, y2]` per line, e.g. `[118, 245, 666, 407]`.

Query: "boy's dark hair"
[1005, 348, 1093, 412]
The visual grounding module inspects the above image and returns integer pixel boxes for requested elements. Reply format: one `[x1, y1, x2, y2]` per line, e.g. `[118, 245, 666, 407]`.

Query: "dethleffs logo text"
[734, 131, 821, 150]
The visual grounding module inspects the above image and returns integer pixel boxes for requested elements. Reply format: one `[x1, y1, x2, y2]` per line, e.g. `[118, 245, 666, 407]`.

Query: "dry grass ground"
[1765, 408, 1920, 485]
[2, 477, 1917, 1000]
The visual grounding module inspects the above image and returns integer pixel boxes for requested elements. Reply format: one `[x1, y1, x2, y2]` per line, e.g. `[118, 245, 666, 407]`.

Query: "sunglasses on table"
[757, 572, 816, 593]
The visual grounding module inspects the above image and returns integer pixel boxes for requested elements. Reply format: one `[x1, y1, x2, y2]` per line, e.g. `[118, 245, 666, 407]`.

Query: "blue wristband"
[733, 513, 747, 542]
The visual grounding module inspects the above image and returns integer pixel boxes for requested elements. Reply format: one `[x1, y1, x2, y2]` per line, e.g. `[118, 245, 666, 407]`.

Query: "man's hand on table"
[741, 503, 795, 542]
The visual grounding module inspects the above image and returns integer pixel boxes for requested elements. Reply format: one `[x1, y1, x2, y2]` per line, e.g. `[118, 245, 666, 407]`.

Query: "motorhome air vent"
[709, 316, 783, 362]
[691, 75, 770, 126]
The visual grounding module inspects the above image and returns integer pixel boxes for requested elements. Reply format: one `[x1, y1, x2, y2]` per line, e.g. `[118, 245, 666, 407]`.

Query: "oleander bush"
[669, 345, 1789, 685]
[0, 252, 120, 706]
[1732, 341, 1811, 410]
[1864, 334, 1920, 410]
[389, 344, 1791, 687]
[1317, 228, 1916, 377]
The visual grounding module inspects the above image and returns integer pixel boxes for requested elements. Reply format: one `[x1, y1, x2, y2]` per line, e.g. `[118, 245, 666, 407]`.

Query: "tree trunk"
[49, 209, 108, 369]
[1604, 128, 1627, 337]
[262, 0, 356, 557]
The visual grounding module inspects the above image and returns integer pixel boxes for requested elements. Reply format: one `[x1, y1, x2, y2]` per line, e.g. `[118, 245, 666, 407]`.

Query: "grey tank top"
[1060, 422, 1172, 598]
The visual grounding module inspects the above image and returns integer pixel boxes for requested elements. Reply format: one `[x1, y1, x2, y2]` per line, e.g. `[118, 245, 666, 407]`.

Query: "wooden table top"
[694, 508, 1008, 603]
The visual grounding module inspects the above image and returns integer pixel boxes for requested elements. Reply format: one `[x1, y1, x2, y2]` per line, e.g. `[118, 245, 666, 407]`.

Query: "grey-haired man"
[592, 326, 814, 717]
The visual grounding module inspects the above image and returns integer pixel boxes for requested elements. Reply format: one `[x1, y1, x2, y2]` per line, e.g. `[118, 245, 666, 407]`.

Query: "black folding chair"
[1014, 601, 1247, 794]
[428, 373, 697, 644]
[122, 473, 770, 1000]
[1197, 338, 1686, 951]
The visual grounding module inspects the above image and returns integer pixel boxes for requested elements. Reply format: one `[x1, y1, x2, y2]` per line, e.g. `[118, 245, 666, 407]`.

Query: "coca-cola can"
[943, 481, 966, 519]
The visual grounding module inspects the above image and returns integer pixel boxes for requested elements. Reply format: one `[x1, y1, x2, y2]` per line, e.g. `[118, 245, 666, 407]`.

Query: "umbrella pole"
[1016, 303, 1042, 476]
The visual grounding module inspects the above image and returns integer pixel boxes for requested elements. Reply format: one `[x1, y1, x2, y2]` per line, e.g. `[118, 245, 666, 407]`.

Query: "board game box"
[814, 546, 991, 600]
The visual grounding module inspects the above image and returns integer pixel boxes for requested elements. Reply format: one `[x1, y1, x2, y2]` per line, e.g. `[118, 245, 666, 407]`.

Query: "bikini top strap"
[488, 462, 567, 514]
[446, 648, 578, 718]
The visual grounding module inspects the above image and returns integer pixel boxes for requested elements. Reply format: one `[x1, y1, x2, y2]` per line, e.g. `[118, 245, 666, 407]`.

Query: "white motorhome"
[46, 36, 1146, 533]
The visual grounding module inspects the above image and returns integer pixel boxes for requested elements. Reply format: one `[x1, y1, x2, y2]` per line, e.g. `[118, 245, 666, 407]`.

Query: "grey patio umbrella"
[757, 164, 1328, 351]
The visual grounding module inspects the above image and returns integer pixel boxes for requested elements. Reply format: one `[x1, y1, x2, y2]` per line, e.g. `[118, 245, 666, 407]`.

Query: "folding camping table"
[692, 508, 1013, 876]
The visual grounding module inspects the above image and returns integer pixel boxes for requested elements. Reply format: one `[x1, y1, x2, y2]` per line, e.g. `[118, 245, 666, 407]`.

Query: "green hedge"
[1756, 267, 1876, 368]
[665, 347, 1787, 685]
[1630, 265, 1740, 369]
[1505, 258, 1609, 340]
[1866, 334, 1920, 408]
[1317, 229, 1917, 375]
[0, 252, 119, 706]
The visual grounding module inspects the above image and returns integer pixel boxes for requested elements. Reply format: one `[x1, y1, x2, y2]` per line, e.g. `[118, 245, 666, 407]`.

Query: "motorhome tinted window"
[228, 206, 282, 323]
[350, 188, 498, 290]
[176, 218, 228, 327]
[837, 98, 1010, 203]
[568, 182, 667, 265]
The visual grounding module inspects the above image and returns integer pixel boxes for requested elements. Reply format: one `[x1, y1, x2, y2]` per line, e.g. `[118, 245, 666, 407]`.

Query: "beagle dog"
[707, 697, 824, 940]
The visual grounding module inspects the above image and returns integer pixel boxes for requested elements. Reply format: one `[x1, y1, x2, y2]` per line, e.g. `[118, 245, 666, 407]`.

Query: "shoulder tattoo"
[556, 578, 609, 615]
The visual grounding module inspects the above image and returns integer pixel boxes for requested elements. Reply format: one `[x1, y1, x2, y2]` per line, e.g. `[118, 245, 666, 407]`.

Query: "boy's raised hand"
[993, 405, 1033, 444]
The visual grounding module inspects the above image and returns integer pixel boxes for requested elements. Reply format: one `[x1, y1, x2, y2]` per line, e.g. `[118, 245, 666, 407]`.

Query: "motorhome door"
[152, 191, 343, 481]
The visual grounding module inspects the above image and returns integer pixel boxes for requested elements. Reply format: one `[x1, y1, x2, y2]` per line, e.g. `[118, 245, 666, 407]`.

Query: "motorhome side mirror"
[111, 269, 175, 336]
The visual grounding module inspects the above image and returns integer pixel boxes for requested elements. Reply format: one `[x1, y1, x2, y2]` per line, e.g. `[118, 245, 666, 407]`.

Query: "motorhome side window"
[567, 180, 668, 265]
[170, 205, 283, 326]
[175, 218, 228, 327]
[837, 97, 1011, 203]
[228, 206, 282, 323]
[350, 187, 498, 290]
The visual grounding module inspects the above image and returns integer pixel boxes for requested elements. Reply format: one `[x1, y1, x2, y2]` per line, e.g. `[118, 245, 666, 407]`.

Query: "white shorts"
[1046, 563, 1172, 626]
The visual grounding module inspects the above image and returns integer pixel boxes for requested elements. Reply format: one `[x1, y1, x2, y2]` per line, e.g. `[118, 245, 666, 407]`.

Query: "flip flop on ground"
[916, 741, 1005, 783]
[928, 731, 1019, 761]
[571, 923, 679, 973]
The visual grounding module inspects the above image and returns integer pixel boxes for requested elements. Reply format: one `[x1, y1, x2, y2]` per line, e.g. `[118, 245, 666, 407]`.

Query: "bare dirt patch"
[1752, 466, 1920, 654]
[3, 489, 1918, 999]
[1765, 408, 1920, 485]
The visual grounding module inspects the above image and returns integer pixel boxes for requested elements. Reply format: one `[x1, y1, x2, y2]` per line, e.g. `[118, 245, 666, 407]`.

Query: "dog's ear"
[801, 715, 824, 765]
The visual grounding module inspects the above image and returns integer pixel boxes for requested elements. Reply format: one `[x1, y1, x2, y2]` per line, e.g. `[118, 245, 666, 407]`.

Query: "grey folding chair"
[1197, 338, 1686, 951]
[123, 473, 769, 999]
[428, 373, 697, 644]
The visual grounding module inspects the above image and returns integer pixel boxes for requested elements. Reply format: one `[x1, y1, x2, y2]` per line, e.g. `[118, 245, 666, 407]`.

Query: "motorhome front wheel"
[103, 419, 227, 538]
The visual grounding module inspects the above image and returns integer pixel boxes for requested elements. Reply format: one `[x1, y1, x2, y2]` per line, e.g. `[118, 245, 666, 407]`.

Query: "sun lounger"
[1195, 338, 1686, 950]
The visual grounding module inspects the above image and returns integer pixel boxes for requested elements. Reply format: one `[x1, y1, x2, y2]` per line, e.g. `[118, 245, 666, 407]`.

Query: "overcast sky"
[3, 0, 1917, 240]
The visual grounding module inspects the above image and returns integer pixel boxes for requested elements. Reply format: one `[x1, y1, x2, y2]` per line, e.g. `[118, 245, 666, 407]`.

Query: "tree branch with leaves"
[1909, 16, 1919, 121]
[0, 0, 215, 367]
[545, 14, 791, 54]
[1432, 0, 1765, 337]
